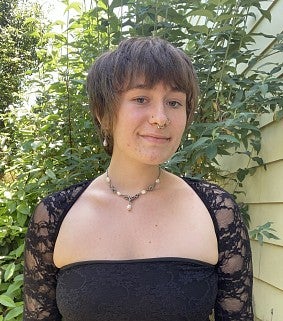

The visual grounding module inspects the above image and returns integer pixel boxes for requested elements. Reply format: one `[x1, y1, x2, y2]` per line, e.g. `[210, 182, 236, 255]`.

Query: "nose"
[149, 102, 169, 128]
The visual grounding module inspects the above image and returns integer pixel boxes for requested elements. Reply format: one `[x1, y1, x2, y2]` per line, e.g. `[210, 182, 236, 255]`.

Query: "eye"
[167, 100, 182, 108]
[134, 97, 147, 104]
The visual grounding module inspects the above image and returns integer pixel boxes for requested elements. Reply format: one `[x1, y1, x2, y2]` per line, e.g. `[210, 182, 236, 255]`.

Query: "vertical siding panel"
[218, 1, 283, 320]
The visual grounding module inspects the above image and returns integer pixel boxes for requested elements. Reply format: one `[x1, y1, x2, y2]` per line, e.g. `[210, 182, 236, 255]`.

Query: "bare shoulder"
[160, 170, 203, 201]
[160, 171, 218, 264]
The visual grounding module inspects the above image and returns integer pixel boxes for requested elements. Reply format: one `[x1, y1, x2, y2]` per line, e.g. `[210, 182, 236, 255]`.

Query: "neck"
[106, 160, 161, 195]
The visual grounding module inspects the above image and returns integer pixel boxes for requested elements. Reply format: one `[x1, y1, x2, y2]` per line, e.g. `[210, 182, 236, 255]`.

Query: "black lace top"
[23, 178, 253, 321]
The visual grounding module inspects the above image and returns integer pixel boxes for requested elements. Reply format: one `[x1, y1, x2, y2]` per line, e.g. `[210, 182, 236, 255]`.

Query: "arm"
[23, 201, 62, 320]
[23, 180, 90, 320]
[213, 193, 253, 320]
[187, 179, 253, 320]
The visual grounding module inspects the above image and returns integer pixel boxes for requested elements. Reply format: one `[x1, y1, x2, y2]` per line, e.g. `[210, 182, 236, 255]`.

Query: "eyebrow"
[127, 83, 150, 90]
[127, 83, 185, 93]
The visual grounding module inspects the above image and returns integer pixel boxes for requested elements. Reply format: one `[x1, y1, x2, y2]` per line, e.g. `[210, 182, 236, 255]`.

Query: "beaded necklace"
[106, 168, 161, 211]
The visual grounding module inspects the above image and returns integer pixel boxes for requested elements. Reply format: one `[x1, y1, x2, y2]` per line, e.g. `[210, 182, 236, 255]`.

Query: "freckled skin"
[111, 82, 187, 166]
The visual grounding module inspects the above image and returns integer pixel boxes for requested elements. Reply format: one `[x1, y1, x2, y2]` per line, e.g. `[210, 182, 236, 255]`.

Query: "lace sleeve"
[188, 180, 253, 321]
[23, 201, 61, 320]
[23, 180, 91, 321]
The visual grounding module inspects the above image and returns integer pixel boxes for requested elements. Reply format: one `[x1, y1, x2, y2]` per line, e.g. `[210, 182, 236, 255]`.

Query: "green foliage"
[1, 0, 282, 319]
[250, 222, 280, 246]
[0, 0, 42, 116]
[0, 1, 46, 318]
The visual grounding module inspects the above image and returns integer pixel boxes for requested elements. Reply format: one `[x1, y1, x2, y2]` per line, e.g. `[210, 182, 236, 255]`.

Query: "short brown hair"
[87, 37, 199, 155]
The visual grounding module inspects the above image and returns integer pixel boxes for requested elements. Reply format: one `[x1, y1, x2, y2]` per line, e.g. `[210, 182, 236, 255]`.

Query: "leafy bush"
[1, 0, 282, 319]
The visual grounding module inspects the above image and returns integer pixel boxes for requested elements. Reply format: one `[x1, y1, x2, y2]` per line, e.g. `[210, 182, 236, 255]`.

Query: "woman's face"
[111, 81, 187, 166]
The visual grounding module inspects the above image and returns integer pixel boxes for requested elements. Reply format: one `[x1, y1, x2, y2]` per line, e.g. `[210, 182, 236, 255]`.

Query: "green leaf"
[187, 9, 215, 20]
[45, 169, 57, 180]
[270, 66, 281, 75]
[206, 144, 218, 160]
[259, 8, 271, 22]
[273, 109, 283, 121]
[237, 168, 249, 182]
[250, 139, 261, 153]
[257, 233, 264, 245]
[0, 295, 15, 308]
[215, 13, 236, 22]
[217, 135, 240, 144]
[252, 157, 264, 166]
[7, 280, 23, 295]
[262, 231, 280, 240]
[261, 222, 272, 229]
[209, 0, 229, 5]
[190, 137, 211, 149]
[64, 2, 82, 14]
[4, 306, 23, 320]
[16, 189, 26, 201]
[17, 211, 27, 227]
[15, 244, 24, 258]
[248, 167, 256, 176]
[31, 141, 43, 150]
[249, 229, 257, 239]
[16, 203, 29, 215]
[259, 83, 268, 96]
[14, 274, 24, 283]
[4, 263, 15, 282]
[189, 25, 209, 34]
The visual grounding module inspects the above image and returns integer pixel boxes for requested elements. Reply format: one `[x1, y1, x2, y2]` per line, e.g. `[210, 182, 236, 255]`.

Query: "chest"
[53, 185, 218, 267]
[56, 260, 218, 321]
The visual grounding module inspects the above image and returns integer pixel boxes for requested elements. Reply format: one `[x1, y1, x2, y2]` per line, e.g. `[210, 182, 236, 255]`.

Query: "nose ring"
[156, 118, 171, 129]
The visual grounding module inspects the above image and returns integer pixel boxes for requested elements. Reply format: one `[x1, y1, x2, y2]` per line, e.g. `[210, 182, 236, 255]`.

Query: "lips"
[139, 133, 170, 143]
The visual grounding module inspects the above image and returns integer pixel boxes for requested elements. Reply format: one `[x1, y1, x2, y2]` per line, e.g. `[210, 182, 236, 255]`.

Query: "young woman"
[23, 37, 253, 321]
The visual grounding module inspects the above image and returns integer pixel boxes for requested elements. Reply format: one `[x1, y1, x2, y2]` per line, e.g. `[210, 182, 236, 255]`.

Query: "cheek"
[174, 114, 187, 134]
[169, 107, 186, 121]
[173, 123, 187, 145]
[116, 109, 141, 132]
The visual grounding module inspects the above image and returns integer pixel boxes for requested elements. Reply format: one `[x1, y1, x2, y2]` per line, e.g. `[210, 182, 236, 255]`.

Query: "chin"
[142, 152, 175, 166]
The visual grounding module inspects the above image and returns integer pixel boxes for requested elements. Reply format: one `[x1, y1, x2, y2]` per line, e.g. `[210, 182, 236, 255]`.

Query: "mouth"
[139, 133, 171, 143]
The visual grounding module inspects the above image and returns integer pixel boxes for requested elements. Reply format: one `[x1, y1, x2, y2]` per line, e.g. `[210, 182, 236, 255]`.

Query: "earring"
[103, 138, 108, 147]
